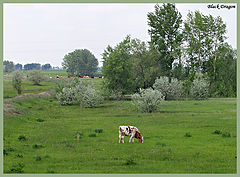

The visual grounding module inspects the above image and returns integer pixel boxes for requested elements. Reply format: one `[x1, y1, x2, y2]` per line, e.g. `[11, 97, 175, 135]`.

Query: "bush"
[213, 130, 222, 134]
[222, 132, 231, 138]
[56, 87, 78, 105]
[95, 129, 103, 133]
[125, 157, 136, 165]
[12, 70, 24, 95]
[35, 156, 42, 161]
[184, 132, 192, 137]
[190, 73, 209, 100]
[28, 70, 45, 85]
[132, 88, 164, 113]
[8, 163, 24, 173]
[36, 118, 44, 122]
[153, 76, 183, 100]
[56, 79, 103, 107]
[18, 135, 27, 141]
[32, 144, 44, 149]
[17, 154, 23, 158]
[88, 133, 96, 137]
[79, 85, 104, 108]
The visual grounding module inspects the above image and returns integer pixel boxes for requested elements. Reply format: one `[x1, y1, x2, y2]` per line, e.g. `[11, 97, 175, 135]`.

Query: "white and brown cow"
[119, 126, 143, 144]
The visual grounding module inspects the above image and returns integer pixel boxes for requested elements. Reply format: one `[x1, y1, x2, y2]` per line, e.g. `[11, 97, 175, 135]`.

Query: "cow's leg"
[121, 136, 125, 144]
[129, 135, 134, 143]
[119, 134, 121, 144]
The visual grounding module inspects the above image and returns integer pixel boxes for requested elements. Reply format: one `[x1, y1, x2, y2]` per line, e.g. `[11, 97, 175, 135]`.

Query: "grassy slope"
[3, 97, 236, 173]
[3, 70, 102, 98]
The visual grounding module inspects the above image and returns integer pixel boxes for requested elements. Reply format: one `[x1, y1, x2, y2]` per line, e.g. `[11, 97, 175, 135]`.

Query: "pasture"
[3, 71, 237, 173]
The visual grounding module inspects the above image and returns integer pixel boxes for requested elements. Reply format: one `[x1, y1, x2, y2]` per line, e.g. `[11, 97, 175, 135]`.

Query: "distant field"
[3, 71, 103, 98]
[3, 96, 236, 173]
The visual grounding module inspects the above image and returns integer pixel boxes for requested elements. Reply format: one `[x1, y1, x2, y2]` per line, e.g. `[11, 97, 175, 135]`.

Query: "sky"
[4, 3, 237, 67]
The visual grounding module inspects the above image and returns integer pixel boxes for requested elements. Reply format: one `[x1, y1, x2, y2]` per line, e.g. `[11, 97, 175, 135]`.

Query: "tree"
[147, 3, 183, 81]
[203, 43, 236, 97]
[183, 11, 212, 73]
[28, 71, 45, 85]
[62, 49, 98, 76]
[131, 40, 161, 89]
[24, 63, 41, 70]
[42, 64, 52, 70]
[3, 60, 14, 72]
[15, 63, 22, 70]
[102, 36, 135, 98]
[206, 15, 226, 81]
[12, 70, 24, 95]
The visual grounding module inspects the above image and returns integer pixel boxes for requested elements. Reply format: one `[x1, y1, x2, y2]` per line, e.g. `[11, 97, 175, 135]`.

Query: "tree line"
[3, 61, 62, 72]
[102, 3, 236, 98]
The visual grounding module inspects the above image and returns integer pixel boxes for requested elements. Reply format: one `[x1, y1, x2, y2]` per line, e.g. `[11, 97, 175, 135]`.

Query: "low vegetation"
[132, 88, 164, 113]
[3, 95, 236, 173]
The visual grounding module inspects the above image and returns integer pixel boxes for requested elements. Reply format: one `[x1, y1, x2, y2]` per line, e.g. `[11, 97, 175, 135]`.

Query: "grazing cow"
[119, 126, 143, 144]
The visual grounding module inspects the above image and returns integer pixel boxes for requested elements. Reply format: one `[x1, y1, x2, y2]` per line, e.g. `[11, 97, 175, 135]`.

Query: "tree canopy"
[62, 49, 98, 76]
[147, 3, 183, 81]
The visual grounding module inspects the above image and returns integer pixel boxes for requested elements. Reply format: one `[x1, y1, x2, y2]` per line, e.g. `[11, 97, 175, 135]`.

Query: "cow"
[119, 126, 143, 144]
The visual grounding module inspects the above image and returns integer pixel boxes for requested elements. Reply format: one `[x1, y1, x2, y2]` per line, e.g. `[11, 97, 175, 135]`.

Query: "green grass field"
[3, 71, 237, 173]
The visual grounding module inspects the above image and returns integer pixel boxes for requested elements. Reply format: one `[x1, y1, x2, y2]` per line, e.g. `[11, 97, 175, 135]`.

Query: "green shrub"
[3, 149, 8, 156]
[18, 135, 27, 141]
[222, 132, 231, 138]
[184, 132, 192, 137]
[88, 133, 97, 137]
[190, 73, 209, 100]
[132, 88, 164, 113]
[8, 163, 24, 173]
[213, 130, 222, 134]
[36, 118, 44, 122]
[32, 144, 44, 149]
[17, 154, 23, 158]
[95, 129, 103, 133]
[35, 156, 42, 161]
[28, 70, 45, 85]
[125, 157, 136, 165]
[153, 76, 183, 100]
[12, 70, 24, 95]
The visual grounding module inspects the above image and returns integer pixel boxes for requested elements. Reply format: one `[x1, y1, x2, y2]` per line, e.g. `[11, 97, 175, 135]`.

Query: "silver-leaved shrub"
[56, 79, 103, 107]
[132, 88, 164, 113]
[12, 70, 24, 95]
[56, 87, 78, 105]
[153, 76, 183, 100]
[190, 76, 209, 100]
[79, 85, 104, 108]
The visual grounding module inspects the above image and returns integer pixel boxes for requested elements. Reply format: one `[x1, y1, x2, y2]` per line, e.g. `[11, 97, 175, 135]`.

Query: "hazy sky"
[4, 3, 237, 67]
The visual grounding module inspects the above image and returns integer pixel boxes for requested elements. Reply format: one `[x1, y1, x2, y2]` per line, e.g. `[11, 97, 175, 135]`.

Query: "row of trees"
[3, 61, 58, 72]
[102, 3, 236, 98]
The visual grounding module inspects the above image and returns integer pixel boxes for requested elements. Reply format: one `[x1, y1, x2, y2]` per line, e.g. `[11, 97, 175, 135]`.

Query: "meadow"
[3, 71, 237, 173]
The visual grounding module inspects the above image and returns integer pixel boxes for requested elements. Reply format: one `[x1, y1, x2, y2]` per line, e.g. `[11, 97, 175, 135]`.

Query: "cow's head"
[135, 131, 143, 143]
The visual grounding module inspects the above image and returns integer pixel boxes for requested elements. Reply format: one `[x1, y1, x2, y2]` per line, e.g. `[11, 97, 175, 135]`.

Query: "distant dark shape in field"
[119, 125, 143, 144]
